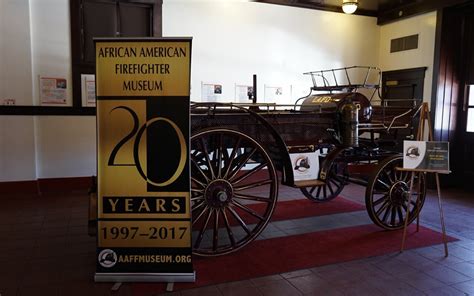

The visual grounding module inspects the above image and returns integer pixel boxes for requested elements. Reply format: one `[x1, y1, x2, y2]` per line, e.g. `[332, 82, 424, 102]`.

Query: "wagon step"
[294, 180, 326, 188]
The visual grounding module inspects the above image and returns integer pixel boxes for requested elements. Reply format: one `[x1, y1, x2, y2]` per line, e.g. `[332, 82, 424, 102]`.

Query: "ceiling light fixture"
[342, 0, 358, 14]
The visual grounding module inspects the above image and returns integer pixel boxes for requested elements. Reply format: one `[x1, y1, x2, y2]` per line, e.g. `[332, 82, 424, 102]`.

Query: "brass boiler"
[300, 92, 372, 147]
[341, 102, 359, 147]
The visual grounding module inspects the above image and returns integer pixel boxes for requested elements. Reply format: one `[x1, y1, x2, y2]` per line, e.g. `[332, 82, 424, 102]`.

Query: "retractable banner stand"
[94, 38, 194, 283]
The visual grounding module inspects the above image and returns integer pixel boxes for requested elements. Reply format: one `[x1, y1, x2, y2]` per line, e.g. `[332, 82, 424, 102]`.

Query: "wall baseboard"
[0, 180, 39, 195]
[0, 176, 94, 195]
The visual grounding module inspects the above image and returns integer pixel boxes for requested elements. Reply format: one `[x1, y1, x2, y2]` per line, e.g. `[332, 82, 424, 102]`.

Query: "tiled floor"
[0, 183, 473, 296]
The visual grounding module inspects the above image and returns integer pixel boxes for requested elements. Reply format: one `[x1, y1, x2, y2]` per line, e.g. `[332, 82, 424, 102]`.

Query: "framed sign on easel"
[398, 102, 451, 257]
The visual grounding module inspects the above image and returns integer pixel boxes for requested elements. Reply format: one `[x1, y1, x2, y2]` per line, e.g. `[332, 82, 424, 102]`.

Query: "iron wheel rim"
[366, 155, 426, 230]
[191, 128, 278, 256]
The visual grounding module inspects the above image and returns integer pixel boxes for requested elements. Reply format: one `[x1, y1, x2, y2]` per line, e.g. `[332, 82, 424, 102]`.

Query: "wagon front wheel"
[190, 129, 278, 256]
[365, 155, 426, 230]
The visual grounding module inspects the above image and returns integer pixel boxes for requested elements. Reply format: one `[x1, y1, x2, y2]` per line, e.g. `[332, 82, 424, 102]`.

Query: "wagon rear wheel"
[365, 155, 426, 230]
[300, 146, 347, 202]
[191, 129, 278, 256]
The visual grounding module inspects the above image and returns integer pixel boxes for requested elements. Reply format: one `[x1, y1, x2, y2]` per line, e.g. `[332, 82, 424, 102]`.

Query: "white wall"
[2, 2, 438, 182]
[0, 0, 37, 182]
[164, 1, 380, 103]
[30, 0, 73, 106]
[35, 117, 96, 178]
[1, 0, 382, 182]
[0, 0, 96, 181]
[378, 11, 437, 104]
[0, 116, 37, 181]
[29, 0, 97, 179]
[0, 0, 33, 106]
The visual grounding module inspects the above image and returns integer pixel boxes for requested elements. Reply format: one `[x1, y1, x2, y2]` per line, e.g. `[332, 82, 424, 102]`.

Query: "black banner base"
[94, 271, 195, 282]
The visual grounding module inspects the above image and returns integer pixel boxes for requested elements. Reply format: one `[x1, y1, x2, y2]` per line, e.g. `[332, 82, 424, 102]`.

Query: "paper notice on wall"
[201, 82, 223, 102]
[2, 98, 15, 105]
[39, 76, 67, 105]
[291, 83, 311, 102]
[235, 84, 253, 103]
[264, 85, 289, 103]
[81, 74, 96, 107]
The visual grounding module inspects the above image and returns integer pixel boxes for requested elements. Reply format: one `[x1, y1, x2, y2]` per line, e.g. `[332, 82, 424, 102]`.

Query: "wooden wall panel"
[432, 3, 474, 186]
[433, 8, 463, 142]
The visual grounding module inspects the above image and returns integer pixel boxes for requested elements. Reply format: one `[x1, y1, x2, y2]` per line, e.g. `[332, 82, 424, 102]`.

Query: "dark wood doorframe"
[69, 0, 162, 109]
[382, 67, 427, 103]
[431, 2, 474, 187]
[380, 67, 427, 152]
[457, 8, 474, 187]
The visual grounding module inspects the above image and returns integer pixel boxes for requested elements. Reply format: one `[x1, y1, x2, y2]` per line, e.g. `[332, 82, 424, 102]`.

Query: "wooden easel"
[399, 102, 450, 257]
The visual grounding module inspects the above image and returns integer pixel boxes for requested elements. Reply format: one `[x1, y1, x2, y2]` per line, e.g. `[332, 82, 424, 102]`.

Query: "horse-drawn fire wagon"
[190, 66, 426, 256]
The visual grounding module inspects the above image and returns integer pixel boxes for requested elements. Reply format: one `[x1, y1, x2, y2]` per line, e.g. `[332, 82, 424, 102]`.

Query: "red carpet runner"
[188, 224, 455, 286]
[193, 197, 365, 228]
[133, 199, 456, 295]
[268, 197, 364, 221]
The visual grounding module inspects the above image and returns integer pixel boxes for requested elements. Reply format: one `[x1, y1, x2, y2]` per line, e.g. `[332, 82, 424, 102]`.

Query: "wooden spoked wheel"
[365, 155, 426, 230]
[300, 146, 347, 202]
[190, 129, 278, 256]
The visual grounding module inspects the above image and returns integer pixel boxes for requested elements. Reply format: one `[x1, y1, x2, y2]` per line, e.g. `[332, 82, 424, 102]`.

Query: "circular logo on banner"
[294, 156, 311, 172]
[98, 249, 117, 268]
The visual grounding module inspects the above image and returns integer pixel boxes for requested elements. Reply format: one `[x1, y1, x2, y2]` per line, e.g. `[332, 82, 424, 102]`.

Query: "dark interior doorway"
[433, 3, 474, 189]
[380, 67, 426, 152]
[382, 67, 426, 108]
[456, 9, 474, 188]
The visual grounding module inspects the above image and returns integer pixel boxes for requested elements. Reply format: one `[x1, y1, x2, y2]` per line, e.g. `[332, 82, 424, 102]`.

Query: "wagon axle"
[389, 181, 410, 206]
[204, 180, 233, 207]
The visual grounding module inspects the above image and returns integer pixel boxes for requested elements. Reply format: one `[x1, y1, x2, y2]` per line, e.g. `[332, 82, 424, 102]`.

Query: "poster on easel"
[403, 141, 450, 172]
[95, 38, 194, 283]
[400, 102, 450, 256]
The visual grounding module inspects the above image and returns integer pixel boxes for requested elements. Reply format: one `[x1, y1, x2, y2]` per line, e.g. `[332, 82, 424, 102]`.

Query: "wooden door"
[435, 3, 474, 189]
[379, 68, 426, 152]
[382, 67, 426, 106]
[455, 12, 474, 189]
[458, 85, 474, 186]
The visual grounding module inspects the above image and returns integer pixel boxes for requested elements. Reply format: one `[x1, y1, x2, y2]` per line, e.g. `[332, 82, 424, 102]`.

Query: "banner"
[95, 38, 194, 282]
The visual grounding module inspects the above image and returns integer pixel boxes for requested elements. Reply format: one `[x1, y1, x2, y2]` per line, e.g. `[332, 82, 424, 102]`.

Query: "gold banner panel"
[95, 39, 193, 276]
[97, 99, 147, 196]
[98, 220, 191, 248]
[98, 192, 190, 219]
[95, 41, 190, 97]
